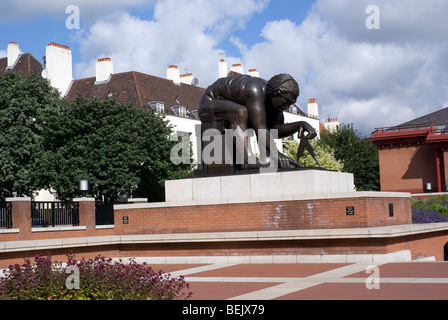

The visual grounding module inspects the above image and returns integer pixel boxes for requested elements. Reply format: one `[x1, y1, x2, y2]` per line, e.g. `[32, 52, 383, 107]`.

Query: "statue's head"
[266, 74, 299, 111]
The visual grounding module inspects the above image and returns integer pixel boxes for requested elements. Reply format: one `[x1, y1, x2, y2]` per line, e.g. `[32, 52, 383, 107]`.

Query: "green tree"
[0, 72, 62, 198]
[320, 123, 380, 191]
[284, 139, 343, 171]
[39, 96, 193, 202]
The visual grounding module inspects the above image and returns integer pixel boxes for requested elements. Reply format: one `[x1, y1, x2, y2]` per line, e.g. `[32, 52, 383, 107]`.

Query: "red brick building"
[367, 108, 448, 193]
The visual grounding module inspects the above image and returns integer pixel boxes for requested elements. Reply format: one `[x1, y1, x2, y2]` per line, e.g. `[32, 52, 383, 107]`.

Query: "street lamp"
[78, 180, 90, 198]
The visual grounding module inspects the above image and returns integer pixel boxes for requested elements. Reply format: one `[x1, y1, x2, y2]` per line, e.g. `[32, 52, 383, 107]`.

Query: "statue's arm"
[273, 121, 317, 139]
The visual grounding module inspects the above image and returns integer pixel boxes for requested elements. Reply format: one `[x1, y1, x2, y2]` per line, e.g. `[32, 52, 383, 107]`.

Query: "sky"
[0, 0, 447, 136]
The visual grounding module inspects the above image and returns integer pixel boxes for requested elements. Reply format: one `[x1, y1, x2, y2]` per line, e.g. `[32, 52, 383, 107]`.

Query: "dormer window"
[289, 105, 298, 114]
[192, 110, 200, 120]
[171, 106, 190, 118]
[149, 101, 165, 113]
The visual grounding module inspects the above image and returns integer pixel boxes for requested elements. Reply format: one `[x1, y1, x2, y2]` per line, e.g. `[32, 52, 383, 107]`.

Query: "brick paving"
[149, 262, 448, 300]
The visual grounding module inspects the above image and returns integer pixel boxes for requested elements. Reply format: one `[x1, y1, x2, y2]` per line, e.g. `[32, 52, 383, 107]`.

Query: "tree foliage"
[0, 71, 193, 202]
[284, 139, 343, 171]
[0, 72, 61, 198]
[39, 96, 193, 202]
[320, 123, 380, 191]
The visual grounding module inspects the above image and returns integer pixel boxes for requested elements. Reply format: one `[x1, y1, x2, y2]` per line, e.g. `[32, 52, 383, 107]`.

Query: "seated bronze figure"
[198, 73, 320, 170]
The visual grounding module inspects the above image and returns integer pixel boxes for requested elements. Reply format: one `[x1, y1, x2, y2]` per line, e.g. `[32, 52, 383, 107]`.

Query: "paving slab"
[145, 261, 448, 300]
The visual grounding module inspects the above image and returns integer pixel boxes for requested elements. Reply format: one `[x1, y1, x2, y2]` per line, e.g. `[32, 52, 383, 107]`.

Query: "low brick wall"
[0, 198, 115, 243]
[1, 224, 447, 268]
[412, 192, 448, 202]
[2, 192, 448, 267]
[113, 193, 412, 235]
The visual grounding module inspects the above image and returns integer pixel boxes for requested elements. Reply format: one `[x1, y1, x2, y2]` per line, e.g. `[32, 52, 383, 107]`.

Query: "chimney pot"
[230, 63, 243, 75]
[7, 41, 20, 68]
[167, 65, 181, 84]
[96, 57, 113, 83]
[247, 68, 260, 77]
[307, 98, 319, 119]
[219, 58, 228, 78]
[45, 42, 73, 96]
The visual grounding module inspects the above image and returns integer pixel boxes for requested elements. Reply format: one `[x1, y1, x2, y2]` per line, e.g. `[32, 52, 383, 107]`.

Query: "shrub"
[412, 207, 448, 224]
[411, 195, 448, 224]
[0, 253, 192, 300]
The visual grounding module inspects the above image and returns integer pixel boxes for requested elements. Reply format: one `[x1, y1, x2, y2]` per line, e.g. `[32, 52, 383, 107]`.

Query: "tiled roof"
[399, 107, 448, 127]
[0, 53, 43, 75]
[65, 71, 205, 118]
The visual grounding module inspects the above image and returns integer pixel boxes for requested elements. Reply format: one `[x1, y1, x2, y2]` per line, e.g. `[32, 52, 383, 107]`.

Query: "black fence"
[0, 201, 12, 229]
[31, 201, 79, 227]
[95, 201, 127, 226]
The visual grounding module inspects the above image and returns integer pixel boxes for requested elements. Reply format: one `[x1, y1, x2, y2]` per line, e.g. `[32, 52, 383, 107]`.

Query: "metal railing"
[31, 201, 79, 227]
[372, 123, 434, 134]
[95, 201, 127, 225]
[0, 202, 12, 229]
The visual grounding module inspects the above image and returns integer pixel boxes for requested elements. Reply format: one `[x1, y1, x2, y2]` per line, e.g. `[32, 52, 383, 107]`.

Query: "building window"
[192, 110, 200, 120]
[171, 106, 190, 118]
[288, 105, 298, 114]
[149, 101, 165, 113]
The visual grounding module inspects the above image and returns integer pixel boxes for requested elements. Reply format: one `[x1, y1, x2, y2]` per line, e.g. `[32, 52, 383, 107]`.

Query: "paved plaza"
[150, 262, 448, 300]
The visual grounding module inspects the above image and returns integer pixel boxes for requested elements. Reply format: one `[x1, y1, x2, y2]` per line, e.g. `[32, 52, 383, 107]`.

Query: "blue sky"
[1, 0, 448, 135]
[0, 0, 316, 73]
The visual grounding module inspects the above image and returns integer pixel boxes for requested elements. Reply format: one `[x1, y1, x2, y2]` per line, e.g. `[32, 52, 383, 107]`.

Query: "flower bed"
[0, 253, 192, 300]
[412, 195, 448, 224]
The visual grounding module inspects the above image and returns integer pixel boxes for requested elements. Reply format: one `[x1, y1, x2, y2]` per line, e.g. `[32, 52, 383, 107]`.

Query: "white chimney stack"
[180, 73, 194, 85]
[231, 63, 243, 75]
[167, 65, 181, 85]
[7, 42, 20, 68]
[307, 98, 319, 119]
[248, 69, 259, 77]
[95, 57, 113, 83]
[219, 59, 227, 78]
[45, 42, 73, 96]
[325, 118, 339, 132]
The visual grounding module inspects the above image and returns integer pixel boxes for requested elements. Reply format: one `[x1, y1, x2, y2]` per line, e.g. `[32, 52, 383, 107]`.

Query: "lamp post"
[78, 180, 90, 198]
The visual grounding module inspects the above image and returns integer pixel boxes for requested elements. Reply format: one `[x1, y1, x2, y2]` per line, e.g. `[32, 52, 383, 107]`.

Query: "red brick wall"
[387, 231, 448, 261]
[0, 198, 114, 243]
[114, 197, 411, 235]
[378, 145, 437, 193]
[3, 195, 448, 268]
[1, 231, 447, 268]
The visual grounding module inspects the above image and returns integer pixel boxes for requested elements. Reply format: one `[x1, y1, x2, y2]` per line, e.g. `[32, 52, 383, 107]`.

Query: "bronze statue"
[198, 73, 320, 170]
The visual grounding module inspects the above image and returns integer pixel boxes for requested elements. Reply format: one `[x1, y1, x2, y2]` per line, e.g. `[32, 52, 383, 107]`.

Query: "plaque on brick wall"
[346, 206, 355, 215]
[122, 216, 129, 224]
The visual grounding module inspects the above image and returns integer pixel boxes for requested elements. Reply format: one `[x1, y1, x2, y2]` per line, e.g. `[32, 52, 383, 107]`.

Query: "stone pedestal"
[166, 169, 355, 202]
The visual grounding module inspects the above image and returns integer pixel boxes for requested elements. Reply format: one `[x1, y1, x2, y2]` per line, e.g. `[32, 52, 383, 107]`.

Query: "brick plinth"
[7, 197, 31, 240]
[114, 193, 412, 235]
[74, 198, 96, 236]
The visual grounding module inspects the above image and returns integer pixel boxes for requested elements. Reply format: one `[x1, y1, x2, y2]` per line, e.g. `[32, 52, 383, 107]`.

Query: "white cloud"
[74, 0, 269, 86]
[71, 0, 448, 136]
[235, 0, 448, 135]
[0, 0, 149, 22]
